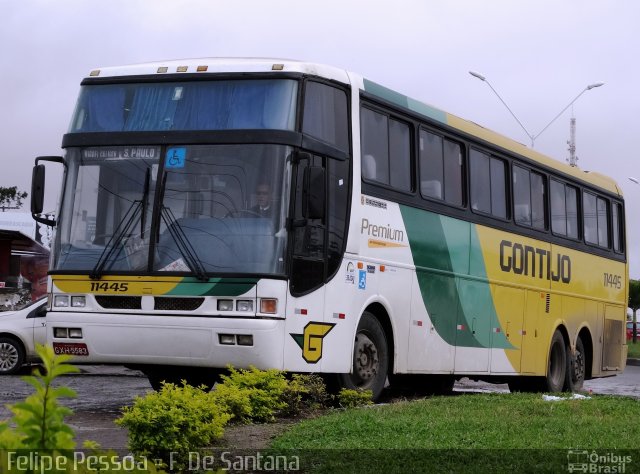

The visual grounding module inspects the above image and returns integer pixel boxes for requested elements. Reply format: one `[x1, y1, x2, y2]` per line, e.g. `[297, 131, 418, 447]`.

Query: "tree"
[630, 279, 640, 343]
[0, 186, 28, 211]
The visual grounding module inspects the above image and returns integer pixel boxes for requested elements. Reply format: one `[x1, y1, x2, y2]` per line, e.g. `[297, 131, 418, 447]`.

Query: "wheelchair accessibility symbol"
[165, 147, 186, 169]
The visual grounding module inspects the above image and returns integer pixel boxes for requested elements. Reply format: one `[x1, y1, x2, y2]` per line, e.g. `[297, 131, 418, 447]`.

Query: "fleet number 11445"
[89, 282, 129, 292]
[603, 273, 622, 289]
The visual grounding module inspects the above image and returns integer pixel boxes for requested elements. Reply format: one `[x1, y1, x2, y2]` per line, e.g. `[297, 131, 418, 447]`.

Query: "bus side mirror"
[31, 164, 46, 215]
[31, 156, 65, 227]
[304, 166, 325, 220]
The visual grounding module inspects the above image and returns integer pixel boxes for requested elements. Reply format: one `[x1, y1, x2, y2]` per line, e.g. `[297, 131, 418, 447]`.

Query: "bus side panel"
[407, 271, 456, 373]
[318, 256, 414, 375]
[489, 285, 525, 373]
[520, 290, 546, 375]
[282, 284, 329, 373]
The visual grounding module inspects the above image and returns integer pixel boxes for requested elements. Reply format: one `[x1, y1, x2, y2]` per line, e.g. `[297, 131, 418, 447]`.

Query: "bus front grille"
[154, 297, 204, 311]
[95, 295, 142, 310]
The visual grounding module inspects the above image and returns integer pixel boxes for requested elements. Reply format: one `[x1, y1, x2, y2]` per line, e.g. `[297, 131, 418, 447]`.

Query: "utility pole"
[567, 115, 577, 167]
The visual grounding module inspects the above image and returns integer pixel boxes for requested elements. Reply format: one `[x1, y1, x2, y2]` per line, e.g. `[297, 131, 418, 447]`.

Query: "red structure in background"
[0, 229, 49, 306]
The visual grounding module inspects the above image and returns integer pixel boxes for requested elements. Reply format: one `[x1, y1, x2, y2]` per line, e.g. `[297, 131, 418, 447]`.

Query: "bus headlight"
[54, 295, 69, 307]
[71, 296, 86, 307]
[54, 328, 68, 338]
[236, 300, 253, 312]
[217, 300, 233, 311]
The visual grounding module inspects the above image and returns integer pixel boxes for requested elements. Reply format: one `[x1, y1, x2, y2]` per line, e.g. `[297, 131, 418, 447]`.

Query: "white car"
[0, 297, 47, 374]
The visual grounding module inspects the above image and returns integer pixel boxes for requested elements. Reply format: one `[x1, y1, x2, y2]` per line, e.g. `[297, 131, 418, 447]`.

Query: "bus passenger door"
[285, 153, 328, 372]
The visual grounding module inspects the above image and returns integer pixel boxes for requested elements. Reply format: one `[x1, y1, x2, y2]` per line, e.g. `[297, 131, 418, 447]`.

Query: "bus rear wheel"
[567, 336, 586, 392]
[545, 330, 568, 392]
[336, 312, 389, 401]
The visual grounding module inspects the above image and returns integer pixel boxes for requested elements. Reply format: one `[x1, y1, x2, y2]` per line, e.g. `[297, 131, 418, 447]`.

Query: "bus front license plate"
[53, 342, 89, 356]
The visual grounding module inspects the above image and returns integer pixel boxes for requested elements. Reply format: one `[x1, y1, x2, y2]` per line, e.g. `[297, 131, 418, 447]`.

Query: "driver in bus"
[250, 183, 273, 218]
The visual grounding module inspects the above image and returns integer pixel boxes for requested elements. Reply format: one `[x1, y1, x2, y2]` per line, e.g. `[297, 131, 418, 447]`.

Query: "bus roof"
[84, 57, 352, 84]
[84, 58, 621, 197]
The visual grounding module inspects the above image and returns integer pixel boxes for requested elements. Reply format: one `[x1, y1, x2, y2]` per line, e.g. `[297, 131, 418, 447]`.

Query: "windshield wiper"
[157, 173, 208, 281]
[90, 167, 153, 279]
[90, 200, 142, 279]
[160, 206, 208, 281]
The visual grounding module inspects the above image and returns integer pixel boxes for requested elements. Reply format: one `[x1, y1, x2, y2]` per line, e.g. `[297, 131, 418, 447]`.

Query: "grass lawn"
[628, 340, 640, 358]
[269, 393, 640, 473]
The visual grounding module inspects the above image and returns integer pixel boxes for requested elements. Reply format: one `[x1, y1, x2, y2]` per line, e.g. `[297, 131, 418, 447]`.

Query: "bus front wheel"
[336, 312, 389, 401]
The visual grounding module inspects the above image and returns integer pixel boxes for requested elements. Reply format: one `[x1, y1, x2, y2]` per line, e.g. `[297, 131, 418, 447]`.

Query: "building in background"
[0, 213, 49, 309]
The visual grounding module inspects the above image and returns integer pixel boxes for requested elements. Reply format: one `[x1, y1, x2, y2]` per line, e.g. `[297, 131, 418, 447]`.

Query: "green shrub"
[280, 374, 331, 416]
[117, 381, 231, 471]
[209, 382, 253, 422]
[212, 367, 288, 423]
[337, 388, 374, 409]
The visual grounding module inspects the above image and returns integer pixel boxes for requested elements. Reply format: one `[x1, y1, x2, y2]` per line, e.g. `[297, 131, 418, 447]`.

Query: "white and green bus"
[32, 59, 627, 399]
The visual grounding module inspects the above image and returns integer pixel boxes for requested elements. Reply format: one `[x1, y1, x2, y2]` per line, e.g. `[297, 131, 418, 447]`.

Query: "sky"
[1, 0, 639, 278]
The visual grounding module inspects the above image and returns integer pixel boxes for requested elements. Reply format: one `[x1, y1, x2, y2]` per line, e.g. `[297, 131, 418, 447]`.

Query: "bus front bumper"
[47, 312, 285, 370]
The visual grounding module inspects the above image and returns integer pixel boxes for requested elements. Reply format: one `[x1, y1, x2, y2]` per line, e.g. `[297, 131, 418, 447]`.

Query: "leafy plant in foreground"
[0, 344, 78, 450]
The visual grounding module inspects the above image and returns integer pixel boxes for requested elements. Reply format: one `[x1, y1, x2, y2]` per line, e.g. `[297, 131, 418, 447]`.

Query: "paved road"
[1, 365, 639, 449]
[456, 364, 640, 397]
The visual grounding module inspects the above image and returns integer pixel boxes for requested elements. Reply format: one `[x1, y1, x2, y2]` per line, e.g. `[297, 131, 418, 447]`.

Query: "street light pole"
[629, 176, 638, 343]
[469, 71, 604, 149]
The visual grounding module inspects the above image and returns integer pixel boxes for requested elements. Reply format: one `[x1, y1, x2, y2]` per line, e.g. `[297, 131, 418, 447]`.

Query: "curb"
[627, 358, 640, 367]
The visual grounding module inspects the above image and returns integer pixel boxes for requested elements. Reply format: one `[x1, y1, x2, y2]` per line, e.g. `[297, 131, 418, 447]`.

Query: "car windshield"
[54, 144, 291, 276]
[0, 296, 45, 313]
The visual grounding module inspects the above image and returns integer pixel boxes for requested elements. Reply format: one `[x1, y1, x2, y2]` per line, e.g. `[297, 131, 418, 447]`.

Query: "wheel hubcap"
[354, 334, 379, 386]
[574, 348, 585, 382]
[0, 342, 19, 371]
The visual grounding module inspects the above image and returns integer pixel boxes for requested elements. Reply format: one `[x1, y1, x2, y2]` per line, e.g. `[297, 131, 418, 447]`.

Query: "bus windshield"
[69, 79, 298, 132]
[54, 144, 291, 276]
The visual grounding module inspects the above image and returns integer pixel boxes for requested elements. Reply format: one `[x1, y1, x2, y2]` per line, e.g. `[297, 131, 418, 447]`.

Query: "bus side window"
[362, 154, 377, 180]
[420, 129, 463, 206]
[583, 191, 598, 245]
[612, 201, 624, 253]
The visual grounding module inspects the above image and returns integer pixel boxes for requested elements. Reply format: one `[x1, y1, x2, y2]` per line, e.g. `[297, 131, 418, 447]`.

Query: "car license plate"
[53, 342, 89, 356]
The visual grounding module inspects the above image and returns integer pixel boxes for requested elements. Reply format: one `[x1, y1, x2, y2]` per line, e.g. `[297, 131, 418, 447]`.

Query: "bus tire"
[545, 330, 568, 392]
[336, 312, 389, 401]
[566, 336, 586, 392]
